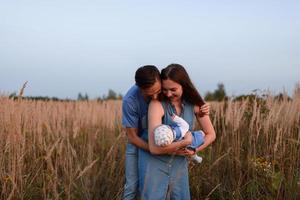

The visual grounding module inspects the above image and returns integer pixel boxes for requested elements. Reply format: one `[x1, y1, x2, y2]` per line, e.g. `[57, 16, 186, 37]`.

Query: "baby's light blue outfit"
[171, 117, 205, 150]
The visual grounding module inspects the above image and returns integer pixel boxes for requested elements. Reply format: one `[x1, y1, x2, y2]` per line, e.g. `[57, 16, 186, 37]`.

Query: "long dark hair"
[161, 64, 205, 106]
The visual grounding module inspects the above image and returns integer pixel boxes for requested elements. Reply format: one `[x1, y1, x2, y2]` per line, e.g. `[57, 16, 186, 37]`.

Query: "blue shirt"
[122, 85, 149, 136]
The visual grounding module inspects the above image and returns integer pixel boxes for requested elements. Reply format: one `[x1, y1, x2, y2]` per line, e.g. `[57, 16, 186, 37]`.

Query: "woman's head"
[161, 64, 205, 106]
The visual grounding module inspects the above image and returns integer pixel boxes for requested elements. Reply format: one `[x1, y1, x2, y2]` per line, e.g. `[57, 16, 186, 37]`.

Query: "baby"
[154, 114, 205, 163]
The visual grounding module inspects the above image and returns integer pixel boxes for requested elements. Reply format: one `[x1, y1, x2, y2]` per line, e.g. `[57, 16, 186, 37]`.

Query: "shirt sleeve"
[122, 99, 139, 128]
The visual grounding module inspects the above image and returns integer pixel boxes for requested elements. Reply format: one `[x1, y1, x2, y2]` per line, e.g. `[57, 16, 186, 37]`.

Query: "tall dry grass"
[0, 86, 299, 199]
[0, 99, 124, 199]
[190, 87, 300, 199]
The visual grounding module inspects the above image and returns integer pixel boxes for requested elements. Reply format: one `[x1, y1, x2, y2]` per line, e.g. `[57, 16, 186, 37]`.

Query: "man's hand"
[125, 127, 149, 151]
[200, 103, 210, 115]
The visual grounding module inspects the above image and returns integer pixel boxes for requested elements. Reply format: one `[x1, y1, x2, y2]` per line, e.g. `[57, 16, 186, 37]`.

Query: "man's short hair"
[135, 65, 160, 89]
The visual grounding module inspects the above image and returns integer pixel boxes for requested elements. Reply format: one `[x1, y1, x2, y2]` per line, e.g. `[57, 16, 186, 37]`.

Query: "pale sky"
[1, 0, 299, 99]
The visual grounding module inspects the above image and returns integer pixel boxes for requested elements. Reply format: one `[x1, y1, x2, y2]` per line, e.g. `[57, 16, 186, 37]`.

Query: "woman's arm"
[194, 105, 216, 152]
[148, 100, 192, 155]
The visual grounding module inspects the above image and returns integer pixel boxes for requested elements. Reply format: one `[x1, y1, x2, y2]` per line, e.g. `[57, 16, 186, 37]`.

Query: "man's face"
[141, 80, 161, 100]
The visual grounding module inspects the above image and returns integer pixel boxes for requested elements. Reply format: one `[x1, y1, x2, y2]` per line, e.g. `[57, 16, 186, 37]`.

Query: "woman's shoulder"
[149, 99, 163, 109]
[149, 100, 164, 115]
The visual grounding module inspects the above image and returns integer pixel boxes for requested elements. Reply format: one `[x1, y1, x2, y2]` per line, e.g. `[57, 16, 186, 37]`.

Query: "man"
[122, 65, 209, 199]
[122, 65, 161, 200]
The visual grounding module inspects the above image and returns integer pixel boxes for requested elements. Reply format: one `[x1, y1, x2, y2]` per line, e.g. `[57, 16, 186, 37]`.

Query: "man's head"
[135, 65, 161, 100]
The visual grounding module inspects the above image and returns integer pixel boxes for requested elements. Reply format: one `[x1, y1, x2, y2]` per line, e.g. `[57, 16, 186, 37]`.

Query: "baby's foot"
[191, 155, 203, 164]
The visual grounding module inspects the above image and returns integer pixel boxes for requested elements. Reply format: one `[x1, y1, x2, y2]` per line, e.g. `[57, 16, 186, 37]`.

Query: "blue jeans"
[123, 142, 139, 200]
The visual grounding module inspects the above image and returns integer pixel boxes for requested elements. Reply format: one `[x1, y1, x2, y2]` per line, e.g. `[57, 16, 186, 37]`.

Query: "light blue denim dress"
[138, 100, 194, 200]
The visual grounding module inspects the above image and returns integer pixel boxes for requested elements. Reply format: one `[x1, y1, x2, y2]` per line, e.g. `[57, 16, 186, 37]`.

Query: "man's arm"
[125, 127, 149, 151]
[122, 98, 149, 150]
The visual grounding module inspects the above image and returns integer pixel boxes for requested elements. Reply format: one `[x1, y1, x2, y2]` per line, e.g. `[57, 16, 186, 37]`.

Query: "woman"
[138, 64, 216, 199]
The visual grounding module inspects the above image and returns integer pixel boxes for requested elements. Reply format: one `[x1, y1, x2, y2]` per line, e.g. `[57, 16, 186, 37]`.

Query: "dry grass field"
[0, 87, 299, 199]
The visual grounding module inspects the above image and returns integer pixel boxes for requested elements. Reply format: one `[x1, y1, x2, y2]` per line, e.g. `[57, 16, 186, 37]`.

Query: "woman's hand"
[181, 131, 192, 146]
[175, 148, 195, 156]
[174, 132, 193, 156]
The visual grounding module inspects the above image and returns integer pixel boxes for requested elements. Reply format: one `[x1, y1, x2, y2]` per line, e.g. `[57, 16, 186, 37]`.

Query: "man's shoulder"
[123, 85, 144, 107]
[123, 85, 139, 100]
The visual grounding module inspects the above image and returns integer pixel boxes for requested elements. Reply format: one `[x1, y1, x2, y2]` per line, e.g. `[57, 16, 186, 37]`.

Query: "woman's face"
[162, 79, 183, 102]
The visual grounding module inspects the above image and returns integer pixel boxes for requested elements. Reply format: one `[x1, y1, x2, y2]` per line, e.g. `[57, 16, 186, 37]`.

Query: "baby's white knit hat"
[154, 124, 174, 146]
